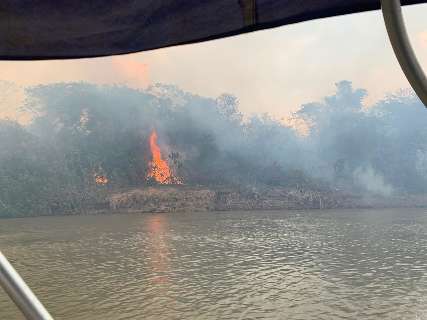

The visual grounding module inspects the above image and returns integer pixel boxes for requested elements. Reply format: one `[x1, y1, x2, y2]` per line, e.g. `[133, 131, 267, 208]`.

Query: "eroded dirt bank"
[101, 186, 427, 214]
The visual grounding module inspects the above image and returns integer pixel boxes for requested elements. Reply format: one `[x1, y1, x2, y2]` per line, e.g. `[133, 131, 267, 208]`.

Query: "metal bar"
[381, 0, 427, 107]
[0, 251, 54, 320]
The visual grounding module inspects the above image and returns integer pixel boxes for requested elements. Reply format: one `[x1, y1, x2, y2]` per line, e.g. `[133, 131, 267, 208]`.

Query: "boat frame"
[1, 0, 426, 319]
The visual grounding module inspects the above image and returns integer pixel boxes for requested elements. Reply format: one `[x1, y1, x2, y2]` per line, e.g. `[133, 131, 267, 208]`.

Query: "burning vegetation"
[146, 129, 183, 185]
[2, 81, 427, 217]
[95, 174, 109, 185]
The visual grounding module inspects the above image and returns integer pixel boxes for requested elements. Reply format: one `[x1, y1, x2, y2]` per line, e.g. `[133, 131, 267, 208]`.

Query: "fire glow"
[146, 130, 182, 184]
[95, 174, 108, 185]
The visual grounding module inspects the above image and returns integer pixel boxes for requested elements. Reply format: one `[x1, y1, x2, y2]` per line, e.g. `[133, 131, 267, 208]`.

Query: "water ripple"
[1, 209, 427, 319]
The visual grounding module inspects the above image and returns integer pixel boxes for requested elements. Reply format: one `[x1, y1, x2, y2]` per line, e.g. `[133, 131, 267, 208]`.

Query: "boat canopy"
[1, 2, 427, 320]
[1, 0, 426, 60]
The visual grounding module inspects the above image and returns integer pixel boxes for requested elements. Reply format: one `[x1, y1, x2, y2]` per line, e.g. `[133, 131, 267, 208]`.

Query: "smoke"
[1, 79, 427, 216]
[111, 57, 149, 89]
[353, 166, 393, 197]
[0, 81, 27, 123]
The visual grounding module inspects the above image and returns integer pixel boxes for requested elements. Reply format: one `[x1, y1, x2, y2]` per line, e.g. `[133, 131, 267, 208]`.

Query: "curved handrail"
[381, 0, 427, 107]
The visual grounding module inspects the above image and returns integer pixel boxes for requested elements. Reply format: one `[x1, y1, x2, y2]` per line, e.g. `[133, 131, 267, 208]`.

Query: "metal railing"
[0, 251, 53, 320]
[381, 0, 427, 107]
[0, 2, 426, 320]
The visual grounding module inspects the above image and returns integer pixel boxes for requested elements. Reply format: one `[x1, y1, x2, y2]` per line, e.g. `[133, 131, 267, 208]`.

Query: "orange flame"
[95, 174, 108, 185]
[147, 130, 182, 184]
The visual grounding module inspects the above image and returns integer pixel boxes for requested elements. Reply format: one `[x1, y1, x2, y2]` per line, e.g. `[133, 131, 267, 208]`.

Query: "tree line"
[1, 81, 426, 217]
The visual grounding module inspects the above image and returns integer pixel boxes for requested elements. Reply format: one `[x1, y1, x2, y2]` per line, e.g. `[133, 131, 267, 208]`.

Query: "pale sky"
[1, 3, 427, 122]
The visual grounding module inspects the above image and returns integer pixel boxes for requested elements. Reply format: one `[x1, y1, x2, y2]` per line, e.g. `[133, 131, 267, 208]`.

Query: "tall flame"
[147, 130, 181, 184]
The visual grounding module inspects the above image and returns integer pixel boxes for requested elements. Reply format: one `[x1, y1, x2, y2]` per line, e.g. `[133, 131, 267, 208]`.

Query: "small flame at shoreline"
[95, 174, 108, 185]
[146, 130, 182, 184]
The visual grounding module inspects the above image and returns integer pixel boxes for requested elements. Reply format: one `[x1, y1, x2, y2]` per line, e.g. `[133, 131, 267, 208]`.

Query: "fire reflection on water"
[146, 215, 171, 285]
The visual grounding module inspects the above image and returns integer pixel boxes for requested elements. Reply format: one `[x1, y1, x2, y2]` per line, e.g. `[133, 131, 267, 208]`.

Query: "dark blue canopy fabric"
[1, 0, 426, 60]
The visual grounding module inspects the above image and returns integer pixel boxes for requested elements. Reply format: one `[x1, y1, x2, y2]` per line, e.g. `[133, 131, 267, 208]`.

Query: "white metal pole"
[381, 0, 427, 107]
[0, 251, 54, 320]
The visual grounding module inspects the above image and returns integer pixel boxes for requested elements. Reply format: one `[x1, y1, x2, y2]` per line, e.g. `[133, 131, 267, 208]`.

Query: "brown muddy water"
[1, 208, 427, 319]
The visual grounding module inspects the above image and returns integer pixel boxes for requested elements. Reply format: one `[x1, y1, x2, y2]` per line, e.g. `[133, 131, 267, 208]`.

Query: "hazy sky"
[1, 3, 427, 121]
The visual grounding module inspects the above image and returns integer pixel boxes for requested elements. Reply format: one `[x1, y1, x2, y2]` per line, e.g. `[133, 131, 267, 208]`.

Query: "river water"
[1, 209, 427, 319]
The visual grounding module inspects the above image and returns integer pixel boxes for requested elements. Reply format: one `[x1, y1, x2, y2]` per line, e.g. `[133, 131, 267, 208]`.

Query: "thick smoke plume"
[0, 80, 426, 216]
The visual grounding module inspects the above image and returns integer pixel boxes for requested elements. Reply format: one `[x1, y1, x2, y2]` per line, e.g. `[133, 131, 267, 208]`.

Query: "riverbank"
[103, 185, 427, 214]
[4, 185, 427, 218]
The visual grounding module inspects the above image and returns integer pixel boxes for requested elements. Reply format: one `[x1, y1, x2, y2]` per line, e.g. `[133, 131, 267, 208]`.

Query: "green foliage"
[2, 81, 427, 217]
